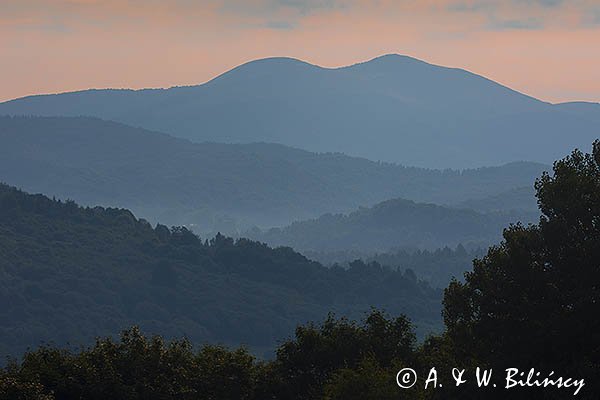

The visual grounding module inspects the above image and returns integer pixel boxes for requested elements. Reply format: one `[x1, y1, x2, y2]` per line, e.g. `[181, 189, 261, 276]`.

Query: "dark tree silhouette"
[443, 141, 600, 397]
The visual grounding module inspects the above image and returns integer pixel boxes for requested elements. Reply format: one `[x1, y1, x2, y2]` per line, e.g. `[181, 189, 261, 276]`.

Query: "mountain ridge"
[2, 55, 598, 168]
[250, 196, 538, 253]
[8, 54, 594, 106]
[0, 115, 547, 233]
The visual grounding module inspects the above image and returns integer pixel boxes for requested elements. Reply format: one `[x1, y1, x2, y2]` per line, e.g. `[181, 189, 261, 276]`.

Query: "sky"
[1, 0, 599, 103]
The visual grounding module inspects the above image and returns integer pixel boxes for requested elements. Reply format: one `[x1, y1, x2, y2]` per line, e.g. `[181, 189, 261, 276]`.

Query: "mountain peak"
[237, 56, 318, 69]
[205, 56, 322, 86]
[1, 54, 597, 169]
[343, 53, 431, 69]
[369, 53, 427, 63]
[220, 54, 430, 78]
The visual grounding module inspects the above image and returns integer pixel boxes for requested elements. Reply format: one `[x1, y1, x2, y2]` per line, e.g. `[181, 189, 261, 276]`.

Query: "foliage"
[0, 311, 420, 400]
[1, 326, 261, 400]
[253, 198, 537, 253]
[271, 310, 415, 399]
[2, 139, 599, 399]
[443, 141, 600, 397]
[0, 183, 442, 359]
[308, 244, 484, 288]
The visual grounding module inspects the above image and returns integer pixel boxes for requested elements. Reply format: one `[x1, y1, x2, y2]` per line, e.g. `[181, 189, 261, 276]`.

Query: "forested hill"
[305, 245, 484, 289]
[0, 183, 442, 359]
[0, 116, 546, 232]
[454, 186, 539, 213]
[252, 198, 538, 253]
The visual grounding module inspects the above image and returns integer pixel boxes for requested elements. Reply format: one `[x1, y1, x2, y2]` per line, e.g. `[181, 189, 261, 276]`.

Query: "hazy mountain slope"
[0, 183, 442, 358]
[304, 245, 485, 289]
[455, 186, 539, 213]
[0, 116, 546, 232]
[1, 55, 598, 168]
[252, 198, 538, 253]
[554, 101, 600, 123]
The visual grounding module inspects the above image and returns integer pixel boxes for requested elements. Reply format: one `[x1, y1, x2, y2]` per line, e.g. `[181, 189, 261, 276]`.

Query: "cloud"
[445, 0, 598, 30]
[216, 0, 352, 29]
[3, 0, 594, 34]
[1, 0, 599, 104]
[447, 2, 494, 13]
[518, 0, 564, 7]
[488, 16, 544, 30]
[584, 6, 600, 26]
[267, 0, 348, 14]
[264, 20, 296, 29]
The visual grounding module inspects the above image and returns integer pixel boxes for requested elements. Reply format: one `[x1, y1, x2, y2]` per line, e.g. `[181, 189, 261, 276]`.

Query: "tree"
[0, 375, 53, 400]
[270, 310, 415, 400]
[323, 356, 408, 400]
[443, 141, 600, 398]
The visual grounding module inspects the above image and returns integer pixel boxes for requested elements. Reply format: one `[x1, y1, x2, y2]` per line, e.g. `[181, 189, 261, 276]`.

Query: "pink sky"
[1, 0, 599, 103]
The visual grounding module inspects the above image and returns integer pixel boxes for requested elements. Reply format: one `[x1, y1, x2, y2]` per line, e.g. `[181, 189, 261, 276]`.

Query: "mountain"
[0, 183, 443, 358]
[1, 55, 598, 168]
[304, 245, 484, 289]
[455, 186, 539, 213]
[0, 116, 546, 232]
[251, 198, 538, 253]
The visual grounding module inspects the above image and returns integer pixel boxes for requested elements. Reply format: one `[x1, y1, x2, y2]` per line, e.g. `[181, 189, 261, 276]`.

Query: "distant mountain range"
[303, 246, 485, 290]
[251, 198, 538, 253]
[455, 186, 539, 213]
[1, 54, 598, 168]
[0, 116, 545, 233]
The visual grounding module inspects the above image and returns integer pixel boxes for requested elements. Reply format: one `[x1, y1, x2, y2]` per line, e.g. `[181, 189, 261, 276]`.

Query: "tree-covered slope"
[455, 185, 539, 213]
[0, 183, 442, 359]
[306, 245, 484, 289]
[3, 142, 600, 399]
[0, 116, 546, 233]
[253, 198, 537, 253]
